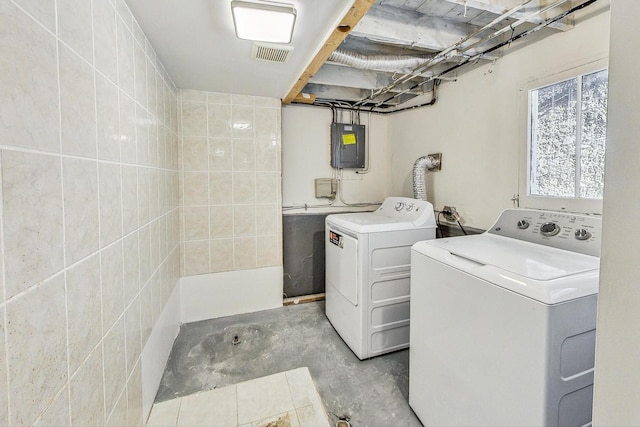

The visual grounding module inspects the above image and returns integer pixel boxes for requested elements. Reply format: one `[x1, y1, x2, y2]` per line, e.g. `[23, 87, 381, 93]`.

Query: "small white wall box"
[331, 123, 365, 169]
[315, 178, 337, 199]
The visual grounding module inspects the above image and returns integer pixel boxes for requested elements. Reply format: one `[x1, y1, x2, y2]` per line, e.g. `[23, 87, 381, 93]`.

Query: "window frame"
[518, 58, 608, 215]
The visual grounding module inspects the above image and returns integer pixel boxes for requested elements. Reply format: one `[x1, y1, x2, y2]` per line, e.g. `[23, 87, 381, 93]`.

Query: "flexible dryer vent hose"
[413, 155, 441, 201]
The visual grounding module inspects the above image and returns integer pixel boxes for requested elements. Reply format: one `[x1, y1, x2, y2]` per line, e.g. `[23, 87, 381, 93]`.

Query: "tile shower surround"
[179, 91, 283, 276]
[0, 0, 180, 425]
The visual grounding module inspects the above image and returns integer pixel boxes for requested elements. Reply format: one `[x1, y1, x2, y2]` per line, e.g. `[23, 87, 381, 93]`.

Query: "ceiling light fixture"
[231, 0, 297, 44]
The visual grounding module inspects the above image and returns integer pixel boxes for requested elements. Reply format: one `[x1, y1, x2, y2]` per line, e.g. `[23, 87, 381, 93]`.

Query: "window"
[528, 69, 608, 200]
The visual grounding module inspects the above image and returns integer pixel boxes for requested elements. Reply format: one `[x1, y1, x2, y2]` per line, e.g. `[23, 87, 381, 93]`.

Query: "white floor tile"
[177, 385, 237, 427]
[285, 368, 321, 409]
[147, 398, 181, 427]
[237, 372, 295, 425]
[296, 404, 330, 427]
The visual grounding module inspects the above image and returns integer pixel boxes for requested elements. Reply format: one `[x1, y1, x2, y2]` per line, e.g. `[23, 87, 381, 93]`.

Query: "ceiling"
[127, 0, 603, 112]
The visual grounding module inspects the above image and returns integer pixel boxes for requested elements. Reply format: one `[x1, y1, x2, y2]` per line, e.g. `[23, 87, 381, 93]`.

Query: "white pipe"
[328, 48, 432, 73]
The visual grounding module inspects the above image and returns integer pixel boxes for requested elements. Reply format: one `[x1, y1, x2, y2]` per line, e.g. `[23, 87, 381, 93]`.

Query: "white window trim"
[518, 57, 608, 215]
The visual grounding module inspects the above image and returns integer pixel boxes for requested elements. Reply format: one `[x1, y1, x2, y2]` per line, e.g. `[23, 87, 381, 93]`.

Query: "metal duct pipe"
[328, 48, 432, 73]
[413, 154, 441, 201]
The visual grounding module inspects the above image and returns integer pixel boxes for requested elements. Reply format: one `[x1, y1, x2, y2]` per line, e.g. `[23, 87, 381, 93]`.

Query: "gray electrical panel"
[331, 123, 365, 169]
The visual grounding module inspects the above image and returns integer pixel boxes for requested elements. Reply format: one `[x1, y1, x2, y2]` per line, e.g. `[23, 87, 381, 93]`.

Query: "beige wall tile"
[69, 346, 104, 427]
[183, 172, 209, 206]
[233, 205, 256, 237]
[184, 206, 210, 240]
[182, 101, 207, 137]
[6, 275, 67, 426]
[2, 151, 64, 298]
[93, 0, 118, 83]
[210, 239, 233, 272]
[119, 92, 137, 164]
[183, 240, 210, 275]
[99, 162, 123, 247]
[117, 19, 135, 98]
[182, 137, 208, 171]
[0, 309, 6, 427]
[134, 42, 147, 108]
[257, 236, 282, 268]
[233, 172, 256, 204]
[0, 1, 59, 153]
[34, 386, 70, 427]
[63, 157, 99, 264]
[232, 94, 254, 106]
[121, 164, 139, 234]
[101, 242, 124, 331]
[123, 233, 140, 305]
[233, 139, 256, 171]
[255, 107, 279, 139]
[210, 205, 233, 238]
[57, 0, 94, 63]
[125, 296, 142, 377]
[209, 172, 232, 205]
[207, 91, 231, 105]
[234, 237, 257, 270]
[103, 317, 127, 419]
[256, 172, 280, 204]
[255, 137, 280, 172]
[232, 105, 254, 138]
[127, 362, 143, 427]
[147, 59, 158, 118]
[67, 254, 102, 374]
[208, 104, 232, 137]
[138, 224, 151, 285]
[140, 282, 153, 345]
[106, 388, 128, 427]
[181, 89, 206, 102]
[256, 204, 280, 236]
[59, 43, 97, 158]
[96, 74, 121, 162]
[209, 138, 233, 171]
[11, 0, 56, 31]
[138, 167, 151, 225]
[136, 106, 150, 166]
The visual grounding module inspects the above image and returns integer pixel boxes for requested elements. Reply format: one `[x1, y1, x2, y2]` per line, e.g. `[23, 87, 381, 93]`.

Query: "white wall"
[386, 2, 610, 229]
[592, 1, 640, 424]
[281, 105, 390, 214]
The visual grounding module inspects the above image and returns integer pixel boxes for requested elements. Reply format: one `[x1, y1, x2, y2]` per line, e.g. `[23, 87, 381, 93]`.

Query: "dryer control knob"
[540, 222, 560, 237]
[395, 202, 405, 212]
[517, 220, 529, 230]
[574, 229, 592, 241]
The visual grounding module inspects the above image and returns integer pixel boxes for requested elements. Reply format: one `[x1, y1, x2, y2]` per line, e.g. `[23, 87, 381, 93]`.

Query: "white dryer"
[325, 197, 436, 360]
[409, 209, 601, 427]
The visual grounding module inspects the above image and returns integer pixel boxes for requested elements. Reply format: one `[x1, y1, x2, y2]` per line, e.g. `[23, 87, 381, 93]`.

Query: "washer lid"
[427, 234, 599, 280]
[327, 213, 425, 233]
[412, 234, 600, 304]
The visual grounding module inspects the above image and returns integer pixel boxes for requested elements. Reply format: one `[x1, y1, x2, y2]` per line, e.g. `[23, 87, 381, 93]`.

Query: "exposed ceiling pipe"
[369, 0, 598, 110]
[328, 48, 432, 73]
[353, 0, 535, 107]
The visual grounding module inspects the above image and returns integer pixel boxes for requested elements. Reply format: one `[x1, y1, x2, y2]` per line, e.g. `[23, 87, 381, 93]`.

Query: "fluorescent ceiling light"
[231, 0, 297, 44]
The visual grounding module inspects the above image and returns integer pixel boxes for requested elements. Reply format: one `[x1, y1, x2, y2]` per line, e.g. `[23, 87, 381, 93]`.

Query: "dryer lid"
[425, 234, 600, 281]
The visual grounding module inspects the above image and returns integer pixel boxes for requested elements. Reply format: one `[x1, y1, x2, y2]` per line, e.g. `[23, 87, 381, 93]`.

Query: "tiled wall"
[179, 91, 283, 276]
[0, 0, 180, 425]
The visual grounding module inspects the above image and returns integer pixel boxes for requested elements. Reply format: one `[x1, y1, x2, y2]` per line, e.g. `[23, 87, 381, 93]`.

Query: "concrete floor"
[155, 301, 422, 427]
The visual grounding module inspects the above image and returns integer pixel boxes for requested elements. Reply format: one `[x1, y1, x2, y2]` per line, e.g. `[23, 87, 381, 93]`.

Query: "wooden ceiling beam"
[282, 0, 376, 104]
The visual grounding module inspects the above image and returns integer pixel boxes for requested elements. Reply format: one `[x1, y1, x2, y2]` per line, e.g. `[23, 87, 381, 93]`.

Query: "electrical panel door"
[331, 123, 365, 169]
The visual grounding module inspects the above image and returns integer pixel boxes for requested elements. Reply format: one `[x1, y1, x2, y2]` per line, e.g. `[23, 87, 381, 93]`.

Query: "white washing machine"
[325, 197, 436, 360]
[409, 208, 601, 427]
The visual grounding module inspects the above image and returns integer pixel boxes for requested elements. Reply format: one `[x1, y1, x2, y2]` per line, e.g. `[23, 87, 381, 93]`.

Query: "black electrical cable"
[456, 219, 468, 235]
[436, 211, 444, 238]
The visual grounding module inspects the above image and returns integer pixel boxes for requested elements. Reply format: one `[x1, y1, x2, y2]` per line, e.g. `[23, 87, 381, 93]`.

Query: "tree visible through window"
[529, 69, 608, 199]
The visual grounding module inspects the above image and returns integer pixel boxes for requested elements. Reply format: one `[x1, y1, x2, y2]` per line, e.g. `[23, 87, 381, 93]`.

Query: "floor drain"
[232, 335, 241, 345]
[336, 420, 351, 427]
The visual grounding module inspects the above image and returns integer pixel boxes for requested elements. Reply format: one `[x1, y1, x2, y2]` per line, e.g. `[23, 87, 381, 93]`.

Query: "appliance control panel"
[488, 209, 601, 257]
[375, 197, 435, 226]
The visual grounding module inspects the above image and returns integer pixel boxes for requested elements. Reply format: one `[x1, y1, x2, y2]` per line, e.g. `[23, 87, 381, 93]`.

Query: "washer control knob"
[395, 202, 405, 212]
[540, 222, 560, 237]
[517, 220, 530, 230]
[406, 203, 415, 212]
[574, 229, 592, 241]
